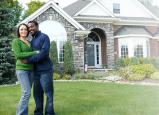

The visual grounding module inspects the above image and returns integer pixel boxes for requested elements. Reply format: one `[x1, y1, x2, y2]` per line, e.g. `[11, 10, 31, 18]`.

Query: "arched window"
[39, 20, 67, 62]
[87, 32, 100, 42]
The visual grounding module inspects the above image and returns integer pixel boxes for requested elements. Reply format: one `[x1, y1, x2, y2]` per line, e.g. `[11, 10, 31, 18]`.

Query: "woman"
[12, 23, 38, 115]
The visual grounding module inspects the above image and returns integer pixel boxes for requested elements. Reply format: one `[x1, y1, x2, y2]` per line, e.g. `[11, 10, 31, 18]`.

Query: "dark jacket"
[27, 31, 53, 74]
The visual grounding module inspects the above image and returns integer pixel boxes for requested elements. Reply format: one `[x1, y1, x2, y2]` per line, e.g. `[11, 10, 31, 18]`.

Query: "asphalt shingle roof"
[114, 26, 152, 36]
[63, 0, 91, 17]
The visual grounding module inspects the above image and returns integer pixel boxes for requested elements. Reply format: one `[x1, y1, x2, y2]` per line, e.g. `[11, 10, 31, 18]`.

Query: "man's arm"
[26, 35, 50, 63]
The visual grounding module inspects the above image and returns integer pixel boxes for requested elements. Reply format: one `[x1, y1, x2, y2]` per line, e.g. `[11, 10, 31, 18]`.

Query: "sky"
[18, 0, 78, 9]
[153, 0, 159, 6]
[18, 0, 159, 9]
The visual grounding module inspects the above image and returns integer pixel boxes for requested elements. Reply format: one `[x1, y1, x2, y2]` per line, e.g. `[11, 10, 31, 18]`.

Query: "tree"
[12, 0, 24, 24]
[0, 0, 22, 84]
[23, 0, 44, 19]
[63, 40, 75, 76]
[50, 41, 58, 73]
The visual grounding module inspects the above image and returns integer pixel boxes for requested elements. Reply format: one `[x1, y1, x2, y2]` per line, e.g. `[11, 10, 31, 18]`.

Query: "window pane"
[113, 3, 120, 14]
[134, 45, 143, 57]
[121, 45, 128, 58]
[59, 41, 64, 62]
[96, 45, 99, 64]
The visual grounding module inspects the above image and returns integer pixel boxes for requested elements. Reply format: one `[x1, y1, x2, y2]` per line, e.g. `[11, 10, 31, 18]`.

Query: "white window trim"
[118, 37, 149, 58]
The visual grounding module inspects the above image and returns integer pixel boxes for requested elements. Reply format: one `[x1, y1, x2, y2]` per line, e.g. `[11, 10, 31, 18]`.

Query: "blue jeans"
[33, 72, 55, 115]
[16, 70, 33, 115]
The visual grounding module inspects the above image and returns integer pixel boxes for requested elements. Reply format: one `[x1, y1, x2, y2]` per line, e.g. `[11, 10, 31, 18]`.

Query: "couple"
[12, 21, 55, 115]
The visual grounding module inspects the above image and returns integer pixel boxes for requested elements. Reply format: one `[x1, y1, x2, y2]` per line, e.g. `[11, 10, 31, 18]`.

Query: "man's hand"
[21, 59, 28, 64]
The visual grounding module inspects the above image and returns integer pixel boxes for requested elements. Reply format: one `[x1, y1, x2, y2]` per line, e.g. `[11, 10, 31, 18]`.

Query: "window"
[134, 45, 143, 57]
[113, 3, 120, 14]
[121, 45, 128, 58]
[59, 41, 64, 62]
[96, 45, 99, 64]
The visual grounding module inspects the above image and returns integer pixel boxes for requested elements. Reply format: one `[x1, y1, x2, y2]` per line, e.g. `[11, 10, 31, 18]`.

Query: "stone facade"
[34, 7, 76, 41]
[80, 22, 115, 68]
[32, 7, 116, 69]
[33, 7, 82, 68]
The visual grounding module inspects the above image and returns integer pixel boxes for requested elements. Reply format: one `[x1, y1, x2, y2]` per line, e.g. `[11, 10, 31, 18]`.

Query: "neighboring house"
[19, 0, 159, 70]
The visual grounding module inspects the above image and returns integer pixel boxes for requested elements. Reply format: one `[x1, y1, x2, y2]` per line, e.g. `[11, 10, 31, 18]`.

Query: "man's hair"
[28, 20, 39, 27]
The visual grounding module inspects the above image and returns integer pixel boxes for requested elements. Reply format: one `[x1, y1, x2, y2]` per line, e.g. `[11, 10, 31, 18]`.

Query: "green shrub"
[115, 58, 129, 68]
[50, 41, 59, 73]
[127, 74, 145, 81]
[130, 64, 155, 78]
[118, 64, 155, 81]
[74, 72, 105, 80]
[53, 73, 60, 80]
[118, 67, 132, 79]
[62, 74, 72, 80]
[85, 72, 96, 79]
[63, 40, 75, 75]
[107, 70, 119, 76]
[116, 57, 159, 70]
[74, 72, 85, 79]
[150, 71, 159, 80]
[148, 58, 159, 70]
[128, 57, 140, 65]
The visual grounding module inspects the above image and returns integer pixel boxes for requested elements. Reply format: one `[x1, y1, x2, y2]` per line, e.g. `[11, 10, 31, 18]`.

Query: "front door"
[87, 42, 101, 68]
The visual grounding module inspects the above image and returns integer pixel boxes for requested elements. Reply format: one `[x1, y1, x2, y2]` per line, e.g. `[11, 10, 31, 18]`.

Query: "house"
[20, 0, 159, 70]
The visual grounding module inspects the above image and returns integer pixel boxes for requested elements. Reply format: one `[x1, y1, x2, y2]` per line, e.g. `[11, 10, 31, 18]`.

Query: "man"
[23, 20, 55, 115]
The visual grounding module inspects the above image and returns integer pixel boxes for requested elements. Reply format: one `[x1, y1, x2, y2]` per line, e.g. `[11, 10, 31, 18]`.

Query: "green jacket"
[12, 38, 37, 70]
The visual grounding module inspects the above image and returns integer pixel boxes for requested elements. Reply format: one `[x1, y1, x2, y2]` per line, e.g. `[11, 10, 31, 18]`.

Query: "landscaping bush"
[118, 66, 132, 79]
[107, 70, 119, 76]
[127, 74, 145, 81]
[62, 74, 72, 80]
[115, 58, 129, 68]
[74, 72, 85, 79]
[50, 41, 59, 73]
[74, 71, 105, 80]
[130, 64, 155, 78]
[63, 40, 75, 75]
[150, 71, 159, 80]
[147, 58, 159, 70]
[116, 57, 159, 70]
[118, 64, 155, 81]
[85, 72, 96, 79]
[53, 73, 60, 80]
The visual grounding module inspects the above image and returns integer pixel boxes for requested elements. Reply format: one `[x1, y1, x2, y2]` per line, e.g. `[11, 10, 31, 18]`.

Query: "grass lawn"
[0, 81, 159, 115]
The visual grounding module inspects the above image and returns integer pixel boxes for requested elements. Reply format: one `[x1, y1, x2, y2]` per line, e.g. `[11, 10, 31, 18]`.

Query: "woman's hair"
[17, 23, 29, 38]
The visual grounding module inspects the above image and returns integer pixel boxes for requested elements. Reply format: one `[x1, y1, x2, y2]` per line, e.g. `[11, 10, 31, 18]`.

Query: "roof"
[63, 0, 91, 17]
[64, 0, 159, 22]
[114, 26, 152, 36]
[18, 0, 85, 30]
[139, 2, 159, 18]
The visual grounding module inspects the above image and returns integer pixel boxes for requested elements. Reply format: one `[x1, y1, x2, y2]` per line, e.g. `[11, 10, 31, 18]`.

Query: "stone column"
[106, 25, 115, 69]
[72, 35, 85, 70]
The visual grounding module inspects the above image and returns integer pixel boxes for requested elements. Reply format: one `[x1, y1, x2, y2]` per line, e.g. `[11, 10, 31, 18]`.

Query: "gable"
[99, 0, 158, 20]
[75, 0, 114, 17]
[19, 0, 85, 30]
